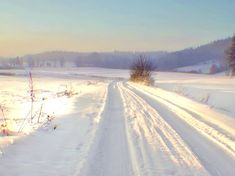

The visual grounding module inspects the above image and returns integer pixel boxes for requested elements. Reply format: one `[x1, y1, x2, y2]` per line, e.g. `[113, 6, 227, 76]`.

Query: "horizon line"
[0, 36, 231, 58]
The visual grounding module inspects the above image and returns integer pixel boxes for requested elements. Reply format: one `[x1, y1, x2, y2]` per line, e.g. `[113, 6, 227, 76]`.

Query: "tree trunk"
[232, 66, 235, 76]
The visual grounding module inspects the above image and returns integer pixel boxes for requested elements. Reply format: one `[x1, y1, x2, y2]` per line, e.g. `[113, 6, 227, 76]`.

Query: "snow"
[175, 60, 221, 74]
[0, 75, 106, 149]
[0, 68, 234, 176]
[154, 72, 235, 117]
[79, 82, 133, 176]
[0, 67, 130, 80]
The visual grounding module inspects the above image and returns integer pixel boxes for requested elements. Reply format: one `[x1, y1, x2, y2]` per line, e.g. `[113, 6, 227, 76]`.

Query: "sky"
[0, 0, 235, 57]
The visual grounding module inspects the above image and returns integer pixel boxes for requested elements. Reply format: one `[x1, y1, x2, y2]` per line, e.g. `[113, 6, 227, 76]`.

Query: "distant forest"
[0, 38, 231, 72]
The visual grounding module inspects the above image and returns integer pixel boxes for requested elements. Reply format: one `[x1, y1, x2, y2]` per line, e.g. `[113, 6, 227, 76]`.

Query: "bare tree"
[130, 55, 155, 85]
[225, 34, 235, 76]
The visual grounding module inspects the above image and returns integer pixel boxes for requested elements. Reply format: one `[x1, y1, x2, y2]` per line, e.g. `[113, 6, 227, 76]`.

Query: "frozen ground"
[155, 72, 235, 117]
[0, 68, 234, 176]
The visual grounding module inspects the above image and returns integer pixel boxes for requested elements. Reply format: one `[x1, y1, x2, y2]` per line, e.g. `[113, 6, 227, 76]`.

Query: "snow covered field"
[0, 68, 234, 176]
[155, 72, 235, 117]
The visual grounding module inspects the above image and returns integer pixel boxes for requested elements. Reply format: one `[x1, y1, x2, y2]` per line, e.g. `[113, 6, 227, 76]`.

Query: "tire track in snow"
[128, 83, 235, 158]
[127, 82, 235, 176]
[80, 82, 133, 176]
[118, 82, 209, 176]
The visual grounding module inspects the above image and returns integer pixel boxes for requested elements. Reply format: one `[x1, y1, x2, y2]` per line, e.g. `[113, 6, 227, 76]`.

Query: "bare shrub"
[0, 103, 9, 136]
[28, 71, 35, 122]
[18, 72, 55, 132]
[130, 55, 155, 85]
[64, 83, 77, 97]
[56, 83, 78, 98]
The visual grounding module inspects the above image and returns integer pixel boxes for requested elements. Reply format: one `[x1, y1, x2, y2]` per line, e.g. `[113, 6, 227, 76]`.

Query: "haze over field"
[0, 1, 235, 176]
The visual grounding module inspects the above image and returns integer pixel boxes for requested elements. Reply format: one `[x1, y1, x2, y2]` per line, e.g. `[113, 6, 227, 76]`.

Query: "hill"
[0, 37, 232, 72]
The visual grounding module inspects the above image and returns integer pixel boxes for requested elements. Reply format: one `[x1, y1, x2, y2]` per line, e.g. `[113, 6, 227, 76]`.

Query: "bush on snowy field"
[129, 55, 155, 86]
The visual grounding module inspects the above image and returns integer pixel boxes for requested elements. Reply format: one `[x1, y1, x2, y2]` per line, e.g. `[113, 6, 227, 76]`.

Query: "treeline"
[157, 38, 230, 70]
[0, 38, 232, 73]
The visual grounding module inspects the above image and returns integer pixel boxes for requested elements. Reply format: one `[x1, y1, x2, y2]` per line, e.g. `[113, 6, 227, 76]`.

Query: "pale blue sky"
[0, 0, 234, 56]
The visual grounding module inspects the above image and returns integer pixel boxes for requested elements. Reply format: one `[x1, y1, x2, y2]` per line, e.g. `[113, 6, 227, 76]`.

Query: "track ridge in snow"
[126, 82, 235, 176]
[118, 82, 209, 176]
[128, 83, 235, 158]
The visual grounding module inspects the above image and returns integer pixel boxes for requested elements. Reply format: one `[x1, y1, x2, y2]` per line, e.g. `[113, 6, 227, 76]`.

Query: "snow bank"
[0, 75, 107, 151]
[154, 72, 235, 117]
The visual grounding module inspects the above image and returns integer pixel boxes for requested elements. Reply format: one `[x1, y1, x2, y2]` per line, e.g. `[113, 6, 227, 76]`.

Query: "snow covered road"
[0, 80, 235, 176]
[80, 82, 132, 176]
[124, 82, 235, 176]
